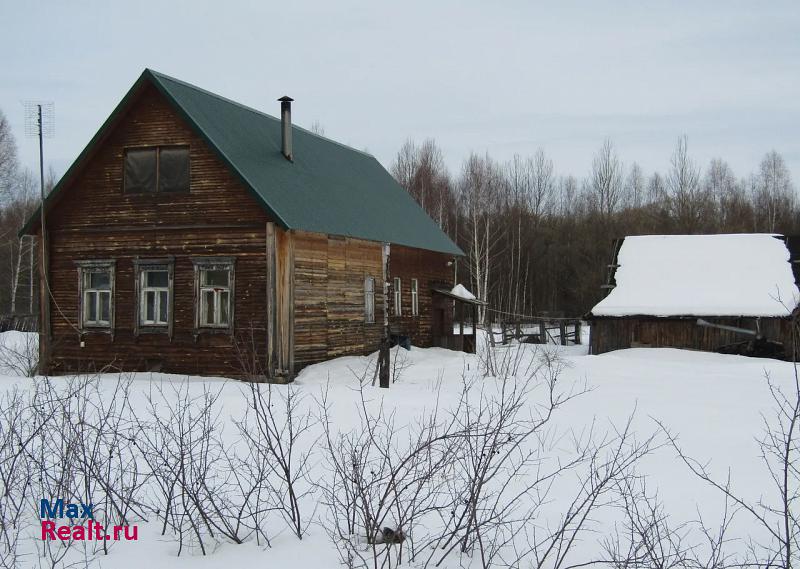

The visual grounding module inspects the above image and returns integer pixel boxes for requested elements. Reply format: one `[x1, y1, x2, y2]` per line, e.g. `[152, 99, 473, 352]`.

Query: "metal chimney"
[278, 96, 293, 161]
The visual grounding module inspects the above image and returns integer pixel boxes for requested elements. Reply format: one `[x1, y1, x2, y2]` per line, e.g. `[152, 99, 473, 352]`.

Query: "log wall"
[41, 84, 270, 376]
[590, 316, 795, 359]
[388, 245, 454, 347]
[292, 231, 385, 369]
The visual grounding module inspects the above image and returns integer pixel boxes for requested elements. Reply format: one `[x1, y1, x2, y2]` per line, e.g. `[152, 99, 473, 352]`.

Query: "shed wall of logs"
[590, 316, 795, 359]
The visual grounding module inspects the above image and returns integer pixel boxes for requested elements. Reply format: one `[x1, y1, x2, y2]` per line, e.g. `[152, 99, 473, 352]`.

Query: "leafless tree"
[753, 150, 794, 233]
[391, 138, 455, 233]
[667, 136, 709, 232]
[625, 162, 646, 210]
[459, 153, 504, 321]
[309, 119, 326, 136]
[0, 110, 19, 202]
[590, 139, 624, 219]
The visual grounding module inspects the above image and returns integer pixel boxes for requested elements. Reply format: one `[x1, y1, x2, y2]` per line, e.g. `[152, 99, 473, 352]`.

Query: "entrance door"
[432, 308, 445, 347]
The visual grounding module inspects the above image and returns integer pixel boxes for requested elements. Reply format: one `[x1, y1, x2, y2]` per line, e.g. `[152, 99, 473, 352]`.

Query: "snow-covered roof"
[590, 234, 800, 317]
[451, 284, 477, 300]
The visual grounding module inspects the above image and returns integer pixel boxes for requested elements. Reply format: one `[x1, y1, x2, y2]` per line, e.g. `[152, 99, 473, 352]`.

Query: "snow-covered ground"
[0, 331, 796, 567]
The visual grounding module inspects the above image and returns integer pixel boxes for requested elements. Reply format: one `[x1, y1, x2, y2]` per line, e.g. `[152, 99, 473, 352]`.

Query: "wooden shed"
[21, 69, 465, 378]
[587, 234, 800, 359]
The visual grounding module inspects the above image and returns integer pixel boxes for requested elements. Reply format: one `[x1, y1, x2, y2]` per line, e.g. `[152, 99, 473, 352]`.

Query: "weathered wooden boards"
[41, 86, 270, 376]
[590, 316, 794, 358]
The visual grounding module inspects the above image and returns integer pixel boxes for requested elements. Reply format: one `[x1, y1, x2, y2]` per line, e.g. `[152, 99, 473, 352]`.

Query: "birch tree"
[458, 153, 503, 323]
[753, 150, 794, 233]
[590, 139, 623, 219]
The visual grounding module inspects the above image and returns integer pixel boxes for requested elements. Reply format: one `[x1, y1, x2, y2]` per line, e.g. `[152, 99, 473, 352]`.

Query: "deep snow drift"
[0, 331, 797, 568]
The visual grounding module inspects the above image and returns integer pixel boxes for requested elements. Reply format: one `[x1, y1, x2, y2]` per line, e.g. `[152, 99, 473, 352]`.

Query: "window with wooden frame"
[364, 276, 375, 323]
[192, 257, 235, 332]
[124, 145, 190, 193]
[393, 277, 402, 316]
[76, 260, 115, 331]
[134, 259, 174, 335]
[411, 278, 419, 317]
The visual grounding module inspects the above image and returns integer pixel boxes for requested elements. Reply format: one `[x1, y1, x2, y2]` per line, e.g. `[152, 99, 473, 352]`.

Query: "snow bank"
[0, 340, 795, 567]
[591, 234, 800, 317]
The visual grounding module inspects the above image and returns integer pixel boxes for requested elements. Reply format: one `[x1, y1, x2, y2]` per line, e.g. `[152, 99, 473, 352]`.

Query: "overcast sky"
[2, 0, 799, 186]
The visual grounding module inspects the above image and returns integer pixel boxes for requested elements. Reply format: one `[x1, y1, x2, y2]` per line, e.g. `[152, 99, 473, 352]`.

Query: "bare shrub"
[65, 374, 149, 555]
[319, 381, 461, 569]
[661, 362, 800, 568]
[319, 346, 656, 569]
[25, 375, 96, 568]
[135, 379, 225, 555]
[390, 347, 411, 384]
[0, 332, 38, 377]
[0, 387, 36, 568]
[235, 381, 316, 540]
[603, 474, 737, 569]
[477, 333, 539, 378]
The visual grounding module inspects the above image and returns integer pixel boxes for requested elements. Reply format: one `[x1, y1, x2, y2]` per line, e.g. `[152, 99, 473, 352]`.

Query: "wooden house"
[21, 69, 467, 378]
[587, 234, 800, 358]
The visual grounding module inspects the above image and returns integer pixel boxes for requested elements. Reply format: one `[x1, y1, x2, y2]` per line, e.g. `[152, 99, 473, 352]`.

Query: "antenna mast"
[23, 101, 54, 358]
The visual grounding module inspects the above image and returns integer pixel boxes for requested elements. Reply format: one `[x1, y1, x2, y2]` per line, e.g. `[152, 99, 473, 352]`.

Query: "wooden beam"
[266, 222, 277, 377]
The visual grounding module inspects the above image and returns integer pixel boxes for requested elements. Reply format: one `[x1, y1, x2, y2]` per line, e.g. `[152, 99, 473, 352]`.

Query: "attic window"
[124, 146, 189, 193]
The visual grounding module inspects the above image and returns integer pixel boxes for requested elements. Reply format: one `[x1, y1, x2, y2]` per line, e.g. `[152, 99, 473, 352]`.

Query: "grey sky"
[1, 0, 798, 186]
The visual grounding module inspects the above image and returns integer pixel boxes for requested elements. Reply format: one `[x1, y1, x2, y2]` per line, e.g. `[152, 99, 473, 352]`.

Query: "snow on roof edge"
[589, 234, 800, 318]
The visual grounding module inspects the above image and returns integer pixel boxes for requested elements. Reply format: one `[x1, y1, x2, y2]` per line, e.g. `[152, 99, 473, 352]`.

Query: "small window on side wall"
[364, 277, 375, 323]
[124, 146, 189, 193]
[76, 260, 115, 331]
[393, 277, 402, 316]
[411, 278, 419, 317]
[192, 257, 235, 332]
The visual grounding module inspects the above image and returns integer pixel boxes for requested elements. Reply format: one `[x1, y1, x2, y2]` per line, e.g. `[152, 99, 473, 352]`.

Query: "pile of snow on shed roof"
[451, 284, 477, 300]
[590, 234, 800, 317]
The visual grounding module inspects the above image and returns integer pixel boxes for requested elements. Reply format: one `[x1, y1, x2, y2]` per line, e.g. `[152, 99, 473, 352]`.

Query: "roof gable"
[22, 70, 460, 255]
[22, 69, 461, 256]
[590, 234, 800, 318]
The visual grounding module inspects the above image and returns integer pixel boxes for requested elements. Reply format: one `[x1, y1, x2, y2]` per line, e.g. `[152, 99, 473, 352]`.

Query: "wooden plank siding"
[388, 245, 454, 347]
[590, 316, 795, 359]
[40, 84, 271, 376]
[291, 231, 385, 369]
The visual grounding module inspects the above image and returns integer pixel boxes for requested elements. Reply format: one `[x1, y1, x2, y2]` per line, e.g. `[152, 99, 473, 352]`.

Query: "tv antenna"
[23, 101, 54, 202]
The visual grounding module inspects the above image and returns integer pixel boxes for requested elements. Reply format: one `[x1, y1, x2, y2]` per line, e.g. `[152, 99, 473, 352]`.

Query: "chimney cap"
[277, 95, 294, 102]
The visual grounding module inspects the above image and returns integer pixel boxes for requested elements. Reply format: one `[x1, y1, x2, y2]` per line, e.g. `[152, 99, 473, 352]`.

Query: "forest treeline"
[391, 136, 798, 318]
[0, 105, 796, 319]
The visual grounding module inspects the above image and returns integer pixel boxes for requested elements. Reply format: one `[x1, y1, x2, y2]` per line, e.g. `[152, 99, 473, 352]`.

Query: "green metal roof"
[22, 69, 462, 256]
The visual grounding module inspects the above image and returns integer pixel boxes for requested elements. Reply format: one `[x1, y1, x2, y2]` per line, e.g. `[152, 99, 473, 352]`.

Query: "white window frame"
[393, 277, 402, 316]
[192, 257, 235, 332]
[141, 271, 169, 326]
[411, 278, 419, 317]
[364, 276, 375, 323]
[75, 260, 115, 331]
[134, 259, 174, 335]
